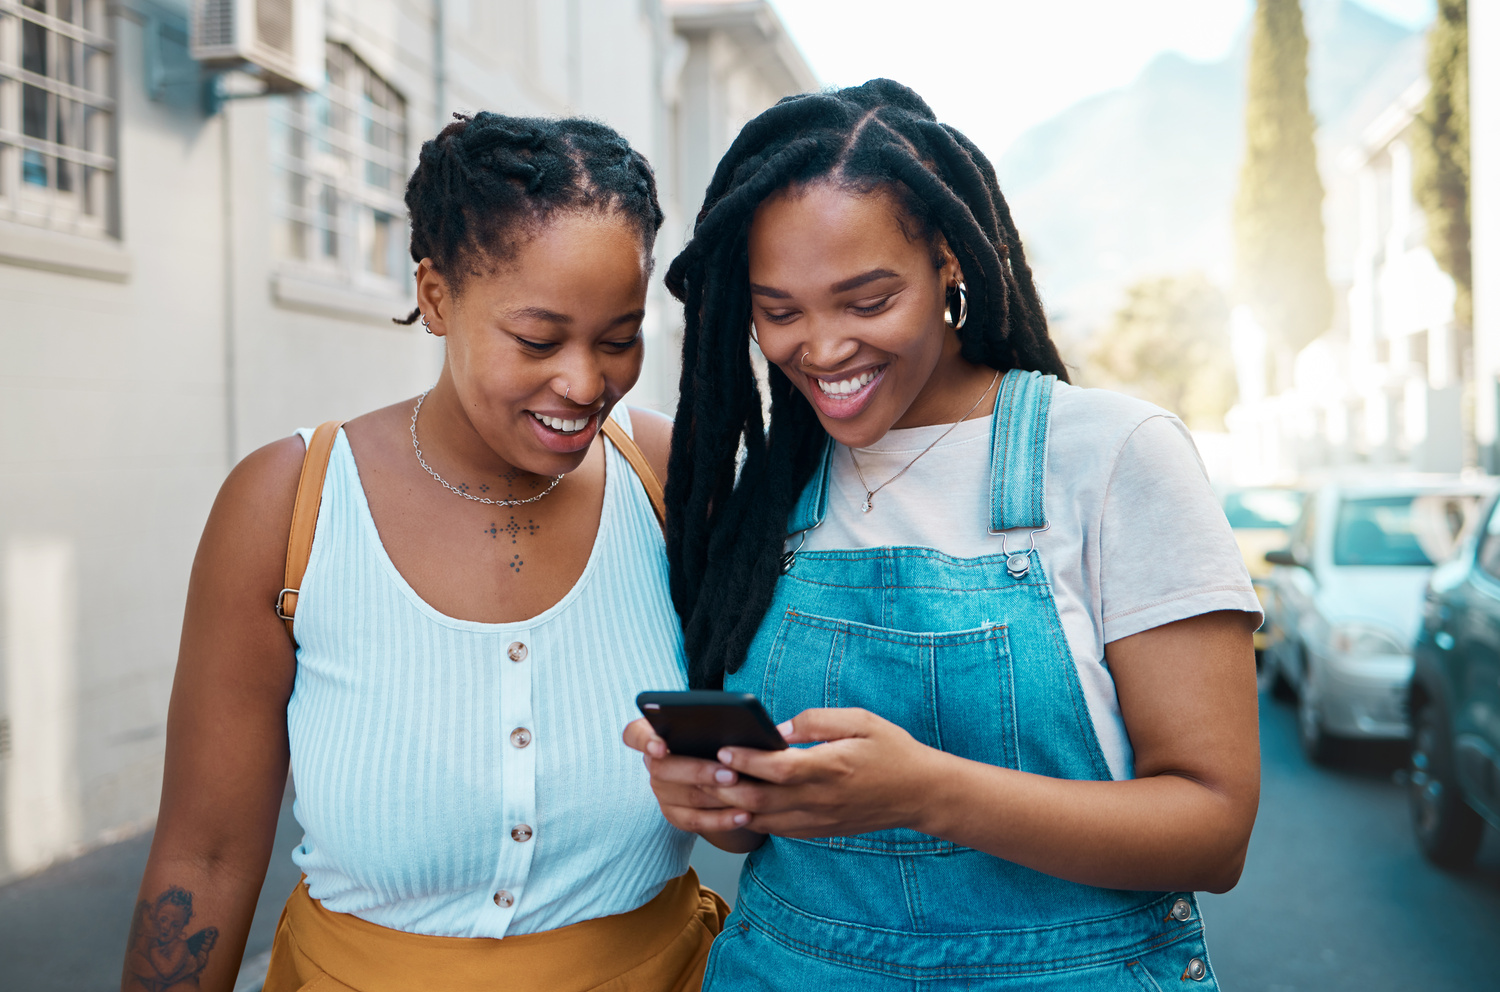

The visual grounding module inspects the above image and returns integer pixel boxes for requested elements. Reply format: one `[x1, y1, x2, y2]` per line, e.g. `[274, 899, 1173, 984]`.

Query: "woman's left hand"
[709, 708, 939, 839]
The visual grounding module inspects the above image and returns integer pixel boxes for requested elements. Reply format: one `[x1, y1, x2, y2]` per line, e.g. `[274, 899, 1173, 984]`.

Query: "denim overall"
[705, 371, 1218, 991]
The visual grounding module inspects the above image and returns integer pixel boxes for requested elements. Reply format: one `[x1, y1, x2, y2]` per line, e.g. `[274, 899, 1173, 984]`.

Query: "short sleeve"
[1098, 415, 1262, 643]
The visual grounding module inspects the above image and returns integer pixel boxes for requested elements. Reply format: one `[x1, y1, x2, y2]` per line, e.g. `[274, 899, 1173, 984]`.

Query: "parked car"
[1261, 480, 1491, 762]
[1220, 487, 1306, 668]
[1408, 492, 1500, 868]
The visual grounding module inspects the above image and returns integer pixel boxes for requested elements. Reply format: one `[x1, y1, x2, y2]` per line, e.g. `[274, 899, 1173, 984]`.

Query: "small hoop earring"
[420, 312, 434, 334]
[945, 281, 968, 331]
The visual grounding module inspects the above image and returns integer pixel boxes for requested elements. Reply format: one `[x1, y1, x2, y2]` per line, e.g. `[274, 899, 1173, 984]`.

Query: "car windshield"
[1222, 489, 1304, 530]
[1333, 496, 1434, 566]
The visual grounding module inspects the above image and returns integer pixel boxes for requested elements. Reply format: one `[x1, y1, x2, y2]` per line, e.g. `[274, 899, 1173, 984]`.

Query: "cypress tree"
[1413, 0, 1470, 329]
[1234, 0, 1333, 387]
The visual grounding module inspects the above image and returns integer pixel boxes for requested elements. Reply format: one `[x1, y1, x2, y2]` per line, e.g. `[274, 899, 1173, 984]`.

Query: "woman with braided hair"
[625, 79, 1261, 989]
[124, 112, 726, 992]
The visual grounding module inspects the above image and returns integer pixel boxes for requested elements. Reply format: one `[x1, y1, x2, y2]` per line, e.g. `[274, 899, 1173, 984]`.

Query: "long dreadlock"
[665, 78, 1068, 689]
[394, 111, 663, 323]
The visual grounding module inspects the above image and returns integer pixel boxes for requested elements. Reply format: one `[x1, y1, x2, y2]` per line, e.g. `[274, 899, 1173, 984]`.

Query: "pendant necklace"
[848, 369, 1000, 514]
[410, 390, 564, 506]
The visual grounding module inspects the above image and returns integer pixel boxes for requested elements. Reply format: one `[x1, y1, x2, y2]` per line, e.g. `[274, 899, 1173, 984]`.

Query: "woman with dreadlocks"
[123, 113, 726, 992]
[626, 79, 1261, 989]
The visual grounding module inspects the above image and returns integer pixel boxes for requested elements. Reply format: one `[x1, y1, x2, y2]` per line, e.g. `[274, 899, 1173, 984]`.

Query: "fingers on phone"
[678, 808, 750, 833]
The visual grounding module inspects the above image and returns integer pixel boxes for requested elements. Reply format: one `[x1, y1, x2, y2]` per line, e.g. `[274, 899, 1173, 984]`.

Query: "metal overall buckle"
[995, 523, 1050, 579]
[780, 529, 810, 574]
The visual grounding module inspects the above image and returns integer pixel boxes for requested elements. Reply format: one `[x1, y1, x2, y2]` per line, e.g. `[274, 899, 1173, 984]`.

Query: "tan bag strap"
[276, 420, 347, 642]
[601, 417, 666, 530]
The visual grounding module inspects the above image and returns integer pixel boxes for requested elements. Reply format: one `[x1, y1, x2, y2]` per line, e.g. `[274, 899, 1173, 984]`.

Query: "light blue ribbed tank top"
[286, 407, 693, 939]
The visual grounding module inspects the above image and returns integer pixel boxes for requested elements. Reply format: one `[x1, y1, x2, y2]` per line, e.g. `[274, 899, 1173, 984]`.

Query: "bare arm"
[122, 438, 305, 992]
[689, 610, 1260, 892]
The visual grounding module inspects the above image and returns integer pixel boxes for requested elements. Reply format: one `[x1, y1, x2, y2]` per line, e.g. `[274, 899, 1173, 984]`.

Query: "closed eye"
[758, 309, 800, 325]
[605, 333, 643, 351]
[850, 295, 894, 316]
[515, 336, 556, 352]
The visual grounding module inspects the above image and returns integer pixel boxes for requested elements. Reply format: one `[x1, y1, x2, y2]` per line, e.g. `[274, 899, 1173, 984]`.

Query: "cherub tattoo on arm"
[123, 886, 219, 991]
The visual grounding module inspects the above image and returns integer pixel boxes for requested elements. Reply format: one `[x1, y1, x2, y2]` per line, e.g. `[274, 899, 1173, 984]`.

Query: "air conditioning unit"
[191, 0, 324, 93]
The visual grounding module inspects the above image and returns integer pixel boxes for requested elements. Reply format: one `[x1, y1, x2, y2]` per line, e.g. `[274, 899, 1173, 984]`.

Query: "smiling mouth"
[530, 411, 593, 434]
[814, 368, 881, 397]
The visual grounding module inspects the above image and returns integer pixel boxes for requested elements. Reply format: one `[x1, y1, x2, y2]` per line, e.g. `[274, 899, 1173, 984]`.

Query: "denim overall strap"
[787, 438, 834, 536]
[989, 368, 1055, 533]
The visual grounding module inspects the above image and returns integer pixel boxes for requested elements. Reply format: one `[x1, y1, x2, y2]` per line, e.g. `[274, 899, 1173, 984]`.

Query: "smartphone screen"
[636, 690, 788, 761]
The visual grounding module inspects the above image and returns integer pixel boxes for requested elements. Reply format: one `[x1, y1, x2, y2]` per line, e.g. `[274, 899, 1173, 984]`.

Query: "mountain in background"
[998, 0, 1418, 347]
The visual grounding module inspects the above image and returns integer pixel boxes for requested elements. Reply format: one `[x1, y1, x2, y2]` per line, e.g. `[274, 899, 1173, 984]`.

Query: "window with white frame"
[0, 0, 114, 236]
[270, 41, 408, 289]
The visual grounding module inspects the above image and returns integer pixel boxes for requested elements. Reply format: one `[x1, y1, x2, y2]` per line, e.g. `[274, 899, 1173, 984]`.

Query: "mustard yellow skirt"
[261, 870, 729, 992]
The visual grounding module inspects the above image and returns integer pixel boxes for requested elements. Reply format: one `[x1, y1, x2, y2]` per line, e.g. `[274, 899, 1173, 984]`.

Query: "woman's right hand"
[622, 719, 765, 853]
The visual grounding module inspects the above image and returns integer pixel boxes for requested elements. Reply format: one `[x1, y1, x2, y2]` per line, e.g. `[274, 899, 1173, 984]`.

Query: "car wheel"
[1264, 640, 1296, 702]
[1298, 682, 1334, 764]
[1409, 699, 1484, 870]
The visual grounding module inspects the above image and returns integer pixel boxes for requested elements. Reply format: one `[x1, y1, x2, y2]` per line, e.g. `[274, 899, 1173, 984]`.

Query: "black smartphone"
[636, 690, 788, 761]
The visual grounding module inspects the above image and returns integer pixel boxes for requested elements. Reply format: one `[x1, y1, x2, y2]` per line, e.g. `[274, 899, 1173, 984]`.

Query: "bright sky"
[770, 0, 1436, 161]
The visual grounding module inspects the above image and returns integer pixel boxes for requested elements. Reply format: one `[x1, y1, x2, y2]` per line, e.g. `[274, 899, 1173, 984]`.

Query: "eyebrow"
[503, 307, 646, 328]
[830, 268, 899, 293]
[749, 268, 901, 300]
[506, 305, 572, 324]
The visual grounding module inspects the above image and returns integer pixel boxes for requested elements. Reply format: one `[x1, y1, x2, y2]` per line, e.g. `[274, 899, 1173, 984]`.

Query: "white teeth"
[532, 412, 589, 433]
[816, 370, 876, 396]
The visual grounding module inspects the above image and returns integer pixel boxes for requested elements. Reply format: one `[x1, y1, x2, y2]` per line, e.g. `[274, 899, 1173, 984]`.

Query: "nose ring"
[801, 352, 811, 367]
[563, 385, 571, 401]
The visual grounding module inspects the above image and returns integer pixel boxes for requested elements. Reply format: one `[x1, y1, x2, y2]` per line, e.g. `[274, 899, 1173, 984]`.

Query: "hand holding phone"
[635, 690, 788, 761]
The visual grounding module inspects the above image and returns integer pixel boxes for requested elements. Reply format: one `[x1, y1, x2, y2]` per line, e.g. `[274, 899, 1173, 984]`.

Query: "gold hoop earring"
[945, 281, 968, 331]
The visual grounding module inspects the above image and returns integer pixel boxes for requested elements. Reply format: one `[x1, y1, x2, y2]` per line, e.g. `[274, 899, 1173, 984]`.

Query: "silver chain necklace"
[848, 369, 1000, 513]
[409, 390, 564, 506]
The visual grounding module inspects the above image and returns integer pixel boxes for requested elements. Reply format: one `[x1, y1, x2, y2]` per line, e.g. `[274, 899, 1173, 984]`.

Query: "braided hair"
[666, 78, 1068, 689]
[395, 111, 664, 323]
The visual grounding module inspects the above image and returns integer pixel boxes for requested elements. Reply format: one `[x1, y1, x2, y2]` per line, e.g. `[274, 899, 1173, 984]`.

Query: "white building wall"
[0, 0, 813, 882]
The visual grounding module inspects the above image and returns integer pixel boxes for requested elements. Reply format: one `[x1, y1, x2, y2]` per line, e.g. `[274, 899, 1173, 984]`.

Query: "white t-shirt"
[800, 381, 1261, 780]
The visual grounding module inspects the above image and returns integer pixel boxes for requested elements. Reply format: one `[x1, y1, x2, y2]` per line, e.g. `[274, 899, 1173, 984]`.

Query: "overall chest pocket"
[759, 609, 1019, 855]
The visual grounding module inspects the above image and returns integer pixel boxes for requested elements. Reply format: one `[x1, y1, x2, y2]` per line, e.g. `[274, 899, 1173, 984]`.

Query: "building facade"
[1472, 0, 1499, 470]
[0, 0, 812, 882]
[1226, 69, 1463, 482]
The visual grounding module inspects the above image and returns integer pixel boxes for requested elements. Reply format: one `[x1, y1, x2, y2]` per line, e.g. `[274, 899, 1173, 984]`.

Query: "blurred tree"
[1087, 274, 1238, 430]
[1413, 0, 1470, 329]
[1234, 0, 1333, 390]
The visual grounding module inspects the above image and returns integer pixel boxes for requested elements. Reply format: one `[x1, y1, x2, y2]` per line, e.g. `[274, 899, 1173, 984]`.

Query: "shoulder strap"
[276, 420, 347, 643]
[601, 417, 666, 530]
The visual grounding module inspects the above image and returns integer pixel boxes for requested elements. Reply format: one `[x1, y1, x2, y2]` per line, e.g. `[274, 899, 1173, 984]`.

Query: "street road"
[3, 693, 1497, 990]
[1200, 692, 1500, 989]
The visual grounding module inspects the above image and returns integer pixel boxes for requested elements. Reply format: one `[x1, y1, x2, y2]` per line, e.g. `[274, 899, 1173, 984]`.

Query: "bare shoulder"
[206, 435, 307, 563]
[626, 406, 673, 483]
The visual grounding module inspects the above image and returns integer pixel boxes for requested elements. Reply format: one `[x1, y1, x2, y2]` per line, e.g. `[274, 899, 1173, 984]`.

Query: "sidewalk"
[0, 784, 303, 992]
[1, 784, 746, 992]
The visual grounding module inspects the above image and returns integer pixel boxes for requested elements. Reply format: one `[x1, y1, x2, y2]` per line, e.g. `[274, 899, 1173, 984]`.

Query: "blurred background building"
[0, 0, 813, 884]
